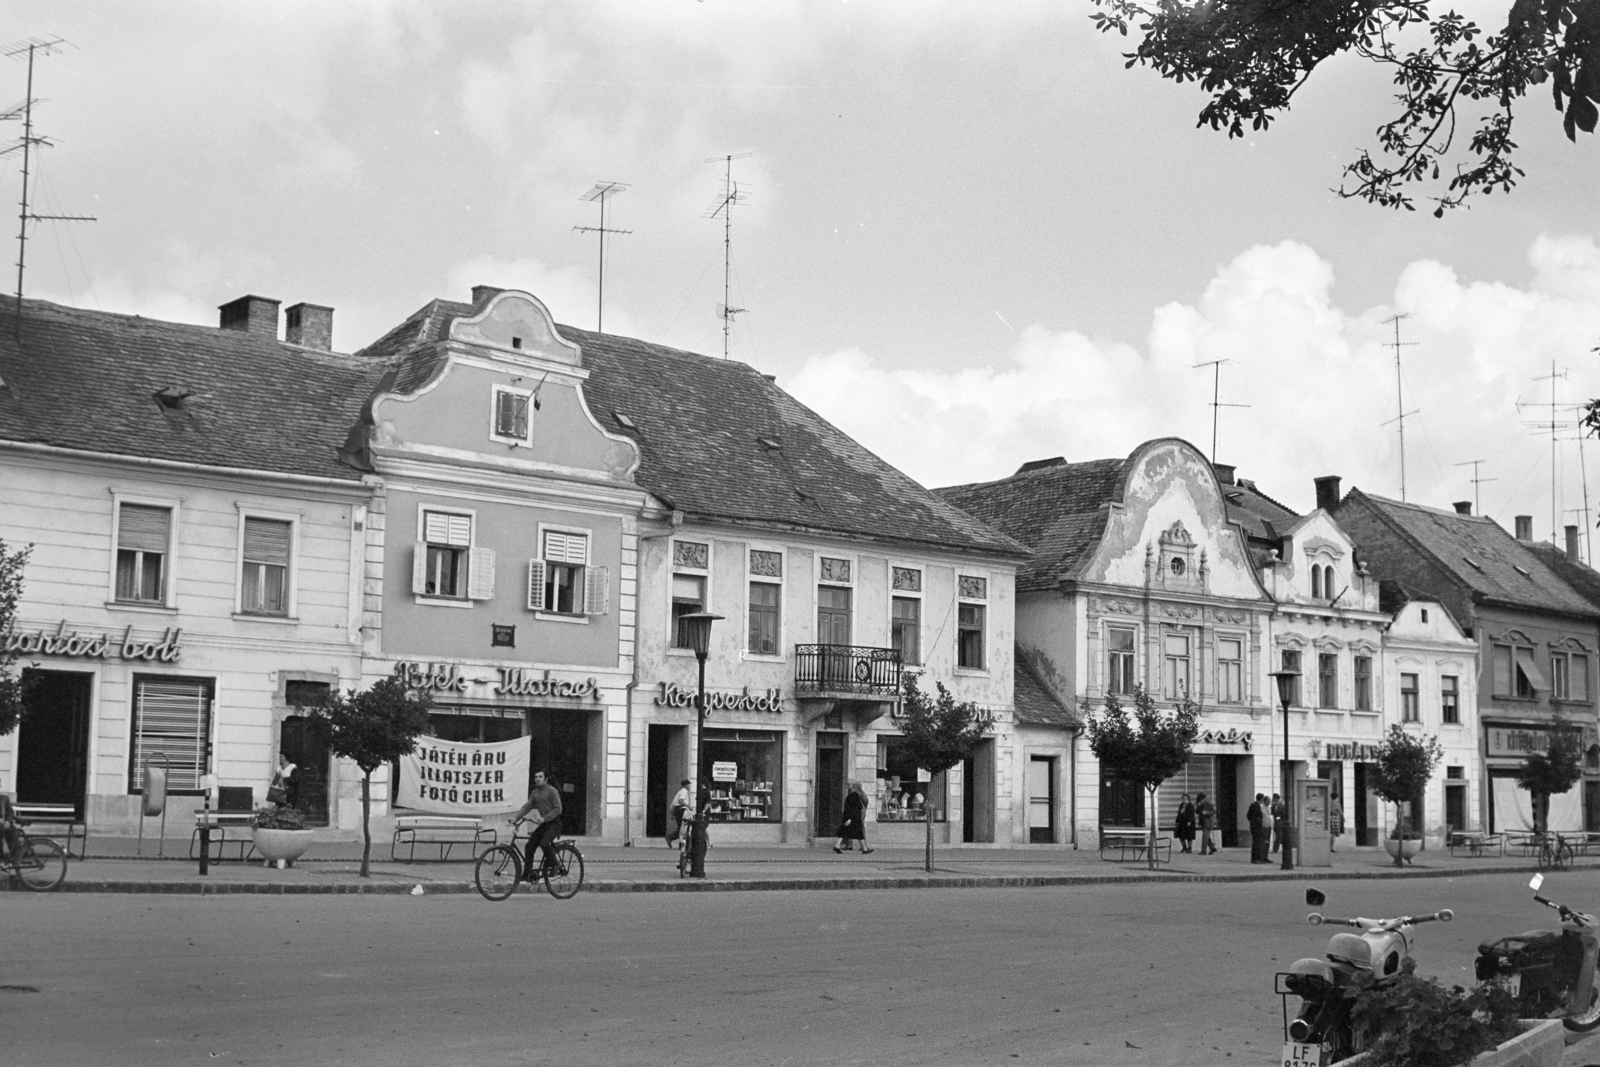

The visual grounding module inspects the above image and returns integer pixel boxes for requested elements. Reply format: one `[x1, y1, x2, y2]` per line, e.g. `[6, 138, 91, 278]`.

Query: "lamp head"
[680, 611, 724, 658]
[1268, 669, 1299, 709]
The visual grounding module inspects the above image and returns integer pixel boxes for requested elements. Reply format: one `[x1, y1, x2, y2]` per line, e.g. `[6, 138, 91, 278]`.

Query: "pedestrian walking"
[1270, 792, 1287, 854]
[1329, 792, 1344, 853]
[1174, 793, 1197, 853]
[1247, 792, 1270, 863]
[665, 778, 691, 850]
[834, 780, 874, 855]
[1195, 792, 1217, 855]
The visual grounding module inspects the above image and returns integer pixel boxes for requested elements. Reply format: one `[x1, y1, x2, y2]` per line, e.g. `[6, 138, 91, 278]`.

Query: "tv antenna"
[573, 181, 630, 334]
[1518, 361, 1570, 541]
[1380, 314, 1420, 500]
[704, 152, 750, 360]
[1191, 359, 1250, 464]
[1453, 459, 1496, 518]
[2, 36, 95, 344]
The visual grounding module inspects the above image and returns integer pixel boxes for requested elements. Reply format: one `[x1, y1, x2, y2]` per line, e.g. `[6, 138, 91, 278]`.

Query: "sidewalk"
[12, 832, 1579, 894]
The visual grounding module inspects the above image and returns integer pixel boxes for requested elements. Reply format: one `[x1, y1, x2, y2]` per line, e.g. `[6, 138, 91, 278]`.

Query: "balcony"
[794, 644, 903, 698]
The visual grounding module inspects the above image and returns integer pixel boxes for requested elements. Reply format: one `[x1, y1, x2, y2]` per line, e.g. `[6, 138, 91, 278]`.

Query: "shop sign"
[1323, 742, 1382, 762]
[2, 620, 181, 662]
[653, 682, 783, 713]
[394, 661, 601, 701]
[1195, 728, 1252, 750]
[888, 702, 997, 729]
[1482, 724, 1594, 758]
[711, 761, 738, 782]
[398, 735, 530, 813]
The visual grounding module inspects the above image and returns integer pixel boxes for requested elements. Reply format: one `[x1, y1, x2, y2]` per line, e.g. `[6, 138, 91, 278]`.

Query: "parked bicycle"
[474, 835, 584, 900]
[2, 825, 68, 891]
[677, 811, 696, 878]
[1538, 832, 1577, 873]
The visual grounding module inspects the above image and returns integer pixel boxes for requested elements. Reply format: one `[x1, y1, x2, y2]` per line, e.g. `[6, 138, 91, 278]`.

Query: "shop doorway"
[1446, 782, 1468, 836]
[527, 709, 592, 835]
[1587, 781, 1600, 832]
[279, 716, 331, 826]
[814, 732, 845, 838]
[962, 739, 996, 843]
[16, 670, 92, 815]
[1030, 755, 1058, 843]
[1353, 762, 1377, 845]
[645, 724, 689, 838]
[1215, 756, 1242, 848]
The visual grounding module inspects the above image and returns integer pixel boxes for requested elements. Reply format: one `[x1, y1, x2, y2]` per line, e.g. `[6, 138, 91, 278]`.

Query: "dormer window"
[511, 336, 523, 350]
[491, 385, 533, 444]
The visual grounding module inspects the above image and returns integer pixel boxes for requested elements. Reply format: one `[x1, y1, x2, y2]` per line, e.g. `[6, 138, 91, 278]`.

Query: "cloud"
[787, 236, 1600, 531]
[444, 255, 640, 338]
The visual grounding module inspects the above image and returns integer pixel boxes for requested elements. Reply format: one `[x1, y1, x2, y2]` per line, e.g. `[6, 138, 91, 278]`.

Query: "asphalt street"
[4, 870, 1596, 1067]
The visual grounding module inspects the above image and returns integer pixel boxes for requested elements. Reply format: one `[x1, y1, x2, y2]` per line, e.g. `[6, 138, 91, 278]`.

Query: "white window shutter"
[585, 566, 610, 616]
[467, 547, 496, 600]
[527, 559, 547, 611]
[412, 542, 428, 595]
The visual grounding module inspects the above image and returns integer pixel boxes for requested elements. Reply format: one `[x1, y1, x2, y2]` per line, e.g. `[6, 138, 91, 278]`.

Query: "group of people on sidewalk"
[1174, 789, 1345, 862]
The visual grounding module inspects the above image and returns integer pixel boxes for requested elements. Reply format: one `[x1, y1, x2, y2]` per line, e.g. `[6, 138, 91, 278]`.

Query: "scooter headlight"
[1288, 1018, 1314, 1042]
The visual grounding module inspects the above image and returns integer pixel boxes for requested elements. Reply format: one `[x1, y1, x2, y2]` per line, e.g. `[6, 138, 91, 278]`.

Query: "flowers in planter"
[254, 805, 309, 831]
[1349, 966, 1519, 1067]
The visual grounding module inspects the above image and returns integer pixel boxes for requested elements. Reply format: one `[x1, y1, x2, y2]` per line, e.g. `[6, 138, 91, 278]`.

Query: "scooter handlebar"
[1306, 910, 1452, 929]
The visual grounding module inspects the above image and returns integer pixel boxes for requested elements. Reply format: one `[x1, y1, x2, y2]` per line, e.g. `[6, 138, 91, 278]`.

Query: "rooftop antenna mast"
[2, 36, 95, 343]
[1191, 358, 1250, 464]
[704, 152, 750, 360]
[1518, 362, 1570, 541]
[1380, 314, 1420, 500]
[573, 181, 630, 334]
[1453, 459, 1496, 517]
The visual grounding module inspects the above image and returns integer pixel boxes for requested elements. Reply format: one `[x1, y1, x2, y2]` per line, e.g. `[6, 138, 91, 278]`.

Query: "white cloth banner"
[398, 736, 528, 815]
[1492, 777, 1584, 832]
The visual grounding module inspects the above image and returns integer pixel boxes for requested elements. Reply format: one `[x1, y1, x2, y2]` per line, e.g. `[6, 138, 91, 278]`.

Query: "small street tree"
[0, 538, 34, 737]
[1515, 715, 1584, 837]
[895, 675, 992, 873]
[1086, 684, 1199, 871]
[310, 668, 433, 877]
[1371, 724, 1444, 867]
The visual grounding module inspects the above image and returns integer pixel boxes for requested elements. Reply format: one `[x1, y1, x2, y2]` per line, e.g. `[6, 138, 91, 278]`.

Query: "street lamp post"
[680, 611, 723, 878]
[1269, 669, 1298, 872]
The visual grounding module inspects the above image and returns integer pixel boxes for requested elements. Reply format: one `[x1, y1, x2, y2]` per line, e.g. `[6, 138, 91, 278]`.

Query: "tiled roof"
[1013, 647, 1078, 728]
[1526, 542, 1600, 614]
[0, 298, 384, 481]
[1219, 478, 1300, 547]
[934, 458, 1127, 590]
[354, 298, 1028, 558]
[1343, 489, 1600, 620]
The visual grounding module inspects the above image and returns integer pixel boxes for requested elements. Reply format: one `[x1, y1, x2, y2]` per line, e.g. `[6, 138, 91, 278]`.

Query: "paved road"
[4, 871, 1593, 1067]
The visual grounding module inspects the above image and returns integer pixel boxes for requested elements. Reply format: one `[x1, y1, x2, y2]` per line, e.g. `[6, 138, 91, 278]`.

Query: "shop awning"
[1515, 647, 1548, 692]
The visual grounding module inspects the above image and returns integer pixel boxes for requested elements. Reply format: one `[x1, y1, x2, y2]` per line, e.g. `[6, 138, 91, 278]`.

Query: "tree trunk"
[360, 770, 372, 878]
[1393, 802, 1405, 868]
[1147, 785, 1159, 872]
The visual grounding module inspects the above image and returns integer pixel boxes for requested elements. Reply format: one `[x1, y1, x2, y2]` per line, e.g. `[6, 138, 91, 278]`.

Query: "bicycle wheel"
[545, 841, 584, 899]
[678, 838, 690, 878]
[474, 844, 522, 901]
[16, 838, 67, 891]
[1539, 839, 1555, 871]
[1558, 840, 1576, 871]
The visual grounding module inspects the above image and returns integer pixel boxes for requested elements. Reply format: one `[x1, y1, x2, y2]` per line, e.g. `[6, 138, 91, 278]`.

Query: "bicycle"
[676, 812, 695, 878]
[2, 826, 68, 891]
[474, 833, 584, 901]
[1539, 832, 1577, 872]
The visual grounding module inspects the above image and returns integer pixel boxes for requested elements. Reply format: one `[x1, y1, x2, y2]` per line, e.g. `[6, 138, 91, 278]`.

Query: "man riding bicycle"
[511, 770, 562, 881]
[0, 792, 21, 862]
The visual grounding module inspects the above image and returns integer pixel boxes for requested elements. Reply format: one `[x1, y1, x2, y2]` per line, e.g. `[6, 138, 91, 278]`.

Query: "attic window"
[795, 487, 815, 503]
[153, 387, 192, 410]
[758, 436, 781, 451]
[1225, 491, 1244, 503]
[613, 411, 636, 430]
[1514, 564, 1531, 577]
[511, 336, 523, 350]
[1464, 557, 1484, 570]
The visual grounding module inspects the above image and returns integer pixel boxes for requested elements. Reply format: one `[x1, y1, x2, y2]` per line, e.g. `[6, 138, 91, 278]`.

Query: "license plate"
[1504, 973, 1521, 997]
[1282, 1042, 1324, 1067]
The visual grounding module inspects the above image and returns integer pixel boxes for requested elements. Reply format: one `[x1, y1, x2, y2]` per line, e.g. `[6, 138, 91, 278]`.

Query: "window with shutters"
[491, 385, 533, 444]
[239, 515, 293, 616]
[527, 527, 607, 618]
[413, 507, 493, 602]
[128, 675, 213, 793]
[114, 501, 174, 605]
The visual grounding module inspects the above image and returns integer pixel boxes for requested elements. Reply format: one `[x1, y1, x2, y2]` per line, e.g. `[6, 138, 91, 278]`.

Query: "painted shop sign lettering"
[395, 661, 601, 701]
[654, 682, 784, 713]
[1323, 742, 1382, 762]
[1481, 725, 1595, 758]
[397, 735, 530, 813]
[3, 621, 181, 662]
[1195, 728, 1252, 750]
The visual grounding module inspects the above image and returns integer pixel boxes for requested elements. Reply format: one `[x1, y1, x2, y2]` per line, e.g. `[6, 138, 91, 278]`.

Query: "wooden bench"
[1448, 831, 1503, 858]
[14, 804, 88, 860]
[190, 811, 259, 862]
[1099, 828, 1172, 864]
[1503, 831, 1541, 857]
[391, 815, 496, 862]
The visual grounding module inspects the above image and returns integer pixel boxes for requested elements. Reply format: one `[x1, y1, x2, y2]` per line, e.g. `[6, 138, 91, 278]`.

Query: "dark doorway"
[962, 739, 996, 843]
[527, 709, 591, 835]
[1447, 782, 1468, 836]
[1215, 757, 1240, 848]
[279, 716, 331, 826]
[646, 724, 677, 838]
[1099, 767, 1143, 828]
[17, 670, 92, 815]
[815, 731, 845, 838]
[1354, 762, 1376, 846]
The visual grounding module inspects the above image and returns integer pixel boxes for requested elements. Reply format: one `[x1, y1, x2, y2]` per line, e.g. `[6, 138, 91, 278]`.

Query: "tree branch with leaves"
[1514, 713, 1583, 836]
[0, 538, 34, 737]
[894, 675, 993, 873]
[1371, 723, 1444, 866]
[1086, 684, 1200, 870]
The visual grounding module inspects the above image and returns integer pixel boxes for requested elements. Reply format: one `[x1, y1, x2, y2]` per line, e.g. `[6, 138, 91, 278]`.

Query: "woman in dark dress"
[834, 781, 874, 854]
[1174, 792, 1197, 853]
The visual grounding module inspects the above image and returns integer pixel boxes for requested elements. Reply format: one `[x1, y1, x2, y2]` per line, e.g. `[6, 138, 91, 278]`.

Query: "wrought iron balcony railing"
[794, 644, 902, 697]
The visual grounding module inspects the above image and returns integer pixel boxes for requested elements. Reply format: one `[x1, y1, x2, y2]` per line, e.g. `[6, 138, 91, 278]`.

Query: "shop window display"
[876, 735, 947, 822]
[700, 729, 781, 822]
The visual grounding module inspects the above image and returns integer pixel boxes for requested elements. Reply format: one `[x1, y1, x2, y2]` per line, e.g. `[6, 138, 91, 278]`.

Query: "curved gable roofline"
[1107, 436, 1217, 507]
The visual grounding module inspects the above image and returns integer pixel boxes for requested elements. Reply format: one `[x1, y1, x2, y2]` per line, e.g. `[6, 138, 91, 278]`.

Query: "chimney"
[1567, 524, 1581, 563]
[1314, 475, 1341, 512]
[1453, 501, 1472, 515]
[218, 295, 281, 338]
[1212, 463, 1236, 486]
[283, 303, 333, 350]
[471, 285, 503, 306]
[1515, 515, 1533, 541]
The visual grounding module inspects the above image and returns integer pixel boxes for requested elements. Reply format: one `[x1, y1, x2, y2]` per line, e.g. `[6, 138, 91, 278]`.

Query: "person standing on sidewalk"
[1195, 792, 1217, 855]
[1247, 793, 1270, 863]
[1174, 793, 1197, 853]
[1270, 793, 1287, 854]
[1329, 792, 1344, 853]
[834, 781, 874, 854]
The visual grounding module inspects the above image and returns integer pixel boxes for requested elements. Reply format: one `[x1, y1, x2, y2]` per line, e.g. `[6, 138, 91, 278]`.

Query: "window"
[1492, 644, 1539, 698]
[1282, 650, 1302, 705]
[1218, 637, 1243, 703]
[672, 540, 710, 648]
[699, 729, 781, 823]
[528, 529, 604, 616]
[1354, 656, 1373, 711]
[1401, 673, 1420, 722]
[1311, 565, 1322, 600]
[1442, 675, 1459, 723]
[1164, 632, 1191, 699]
[892, 596, 921, 666]
[413, 509, 493, 601]
[878, 735, 947, 822]
[240, 516, 291, 616]
[957, 575, 987, 670]
[746, 550, 783, 655]
[115, 503, 171, 604]
[1319, 653, 1338, 708]
[1554, 654, 1570, 700]
[491, 385, 531, 442]
[1552, 651, 1591, 702]
[129, 676, 212, 792]
[1108, 627, 1137, 695]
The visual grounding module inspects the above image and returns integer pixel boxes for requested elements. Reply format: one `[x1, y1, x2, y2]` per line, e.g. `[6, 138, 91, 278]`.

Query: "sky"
[7, 1, 1600, 549]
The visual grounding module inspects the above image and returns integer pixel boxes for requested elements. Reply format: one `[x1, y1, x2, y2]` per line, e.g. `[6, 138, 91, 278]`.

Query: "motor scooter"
[1277, 888, 1454, 1066]
[1474, 872, 1600, 1032]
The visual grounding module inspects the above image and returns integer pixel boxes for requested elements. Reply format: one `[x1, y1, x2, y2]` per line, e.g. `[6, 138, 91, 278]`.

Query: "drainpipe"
[622, 677, 637, 847]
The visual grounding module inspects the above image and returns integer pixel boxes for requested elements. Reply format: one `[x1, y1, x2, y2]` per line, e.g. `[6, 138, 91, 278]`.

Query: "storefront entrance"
[279, 716, 331, 826]
[645, 723, 688, 838]
[962, 739, 995, 843]
[1029, 755, 1058, 843]
[1353, 762, 1378, 845]
[814, 731, 845, 838]
[415, 705, 593, 833]
[16, 670, 92, 816]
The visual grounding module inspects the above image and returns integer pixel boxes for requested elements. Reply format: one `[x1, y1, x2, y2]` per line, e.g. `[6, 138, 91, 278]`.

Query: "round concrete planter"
[253, 828, 314, 865]
[1337, 1017, 1564, 1066]
[1383, 837, 1422, 864]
